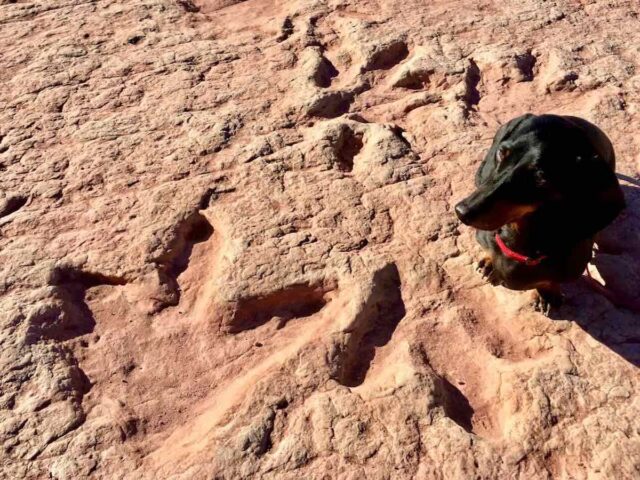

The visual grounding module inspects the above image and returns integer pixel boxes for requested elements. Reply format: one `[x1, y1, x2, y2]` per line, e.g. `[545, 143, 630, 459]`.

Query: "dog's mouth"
[455, 199, 538, 231]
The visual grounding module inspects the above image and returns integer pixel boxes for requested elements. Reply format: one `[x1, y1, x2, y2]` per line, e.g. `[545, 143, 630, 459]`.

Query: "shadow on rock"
[550, 180, 640, 367]
[27, 268, 127, 343]
[335, 263, 406, 387]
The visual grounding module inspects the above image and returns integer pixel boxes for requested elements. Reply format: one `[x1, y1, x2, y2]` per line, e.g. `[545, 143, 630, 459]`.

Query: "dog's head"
[455, 114, 625, 238]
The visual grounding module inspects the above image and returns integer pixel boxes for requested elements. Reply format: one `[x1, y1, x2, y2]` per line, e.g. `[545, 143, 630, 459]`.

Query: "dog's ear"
[475, 114, 535, 187]
[562, 155, 626, 241]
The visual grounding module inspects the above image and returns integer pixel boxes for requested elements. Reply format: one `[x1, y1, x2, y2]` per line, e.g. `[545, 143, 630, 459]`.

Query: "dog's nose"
[455, 202, 471, 224]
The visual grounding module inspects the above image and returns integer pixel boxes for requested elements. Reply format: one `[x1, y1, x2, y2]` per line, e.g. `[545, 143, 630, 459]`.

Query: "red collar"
[494, 233, 546, 266]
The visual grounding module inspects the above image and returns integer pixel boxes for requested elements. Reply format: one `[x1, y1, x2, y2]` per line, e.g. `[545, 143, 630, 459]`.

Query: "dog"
[455, 113, 625, 312]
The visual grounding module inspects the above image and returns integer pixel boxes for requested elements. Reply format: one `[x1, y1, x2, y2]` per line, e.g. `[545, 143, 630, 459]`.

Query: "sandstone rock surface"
[1, 0, 640, 479]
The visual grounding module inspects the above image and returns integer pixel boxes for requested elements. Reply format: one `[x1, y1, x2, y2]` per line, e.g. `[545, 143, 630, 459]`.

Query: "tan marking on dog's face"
[475, 202, 538, 230]
[506, 203, 538, 220]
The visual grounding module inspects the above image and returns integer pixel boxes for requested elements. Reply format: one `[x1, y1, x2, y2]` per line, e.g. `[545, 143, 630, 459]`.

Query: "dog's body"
[455, 114, 625, 310]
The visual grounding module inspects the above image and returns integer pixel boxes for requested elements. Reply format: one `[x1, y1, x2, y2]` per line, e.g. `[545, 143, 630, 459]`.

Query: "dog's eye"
[496, 147, 510, 163]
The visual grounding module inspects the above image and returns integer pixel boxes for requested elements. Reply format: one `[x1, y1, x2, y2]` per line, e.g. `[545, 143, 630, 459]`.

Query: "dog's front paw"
[531, 286, 564, 316]
[532, 294, 553, 316]
[475, 256, 492, 277]
[476, 256, 500, 285]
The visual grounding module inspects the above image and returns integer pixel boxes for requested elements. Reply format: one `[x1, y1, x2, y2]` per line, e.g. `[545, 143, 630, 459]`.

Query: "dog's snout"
[455, 201, 471, 224]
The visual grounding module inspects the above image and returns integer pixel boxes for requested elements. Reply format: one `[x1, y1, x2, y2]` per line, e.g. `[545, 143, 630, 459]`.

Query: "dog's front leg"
[532, 283, 564, 315]
[476, 255, 501, 285]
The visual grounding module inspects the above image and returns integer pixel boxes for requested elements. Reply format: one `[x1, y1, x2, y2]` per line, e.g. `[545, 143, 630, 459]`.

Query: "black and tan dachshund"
[455, 113, 625, 312]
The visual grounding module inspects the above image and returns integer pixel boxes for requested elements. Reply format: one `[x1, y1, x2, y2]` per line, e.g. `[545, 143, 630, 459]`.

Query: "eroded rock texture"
[1, 0, 639, 478]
